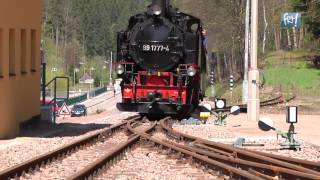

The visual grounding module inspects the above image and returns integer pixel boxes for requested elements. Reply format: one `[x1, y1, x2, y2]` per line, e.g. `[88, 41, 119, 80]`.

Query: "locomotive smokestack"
[152, 0, 170, 15]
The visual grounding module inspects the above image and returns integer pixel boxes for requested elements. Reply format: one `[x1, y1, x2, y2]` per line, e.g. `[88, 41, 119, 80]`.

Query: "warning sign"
[59, 103, 71, 116]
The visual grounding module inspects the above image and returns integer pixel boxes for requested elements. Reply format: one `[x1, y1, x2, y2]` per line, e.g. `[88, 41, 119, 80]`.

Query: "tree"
[42, 0, 150, 86]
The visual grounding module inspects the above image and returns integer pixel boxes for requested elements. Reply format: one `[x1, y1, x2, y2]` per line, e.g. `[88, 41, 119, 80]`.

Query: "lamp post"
[104, 60, 109, 85]
[78, 62, 86, 93]
[109, 51, 113, 87]
[51, 67, 57, 97]
[89, 67, 95, 92]
[73, 68, 79, 91]
[105, 52, 113, 88]
[102, 65, 107, 87]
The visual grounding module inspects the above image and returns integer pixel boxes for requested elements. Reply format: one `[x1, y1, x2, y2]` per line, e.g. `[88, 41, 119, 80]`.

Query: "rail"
[68, 120, 157, 180]
[0, 115, 140, 179]
[215, 95, 296, 112]
[159, 119, 320, 179]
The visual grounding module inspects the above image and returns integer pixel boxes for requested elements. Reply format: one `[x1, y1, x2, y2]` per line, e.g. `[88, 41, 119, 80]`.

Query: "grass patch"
[264, 51, 320, 96]
[206, 83, 233, 98]
[206, 82, 244, 105]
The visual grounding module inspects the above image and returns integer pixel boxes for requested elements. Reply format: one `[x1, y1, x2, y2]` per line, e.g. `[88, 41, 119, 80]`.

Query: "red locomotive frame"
[117, 63, 201, 115]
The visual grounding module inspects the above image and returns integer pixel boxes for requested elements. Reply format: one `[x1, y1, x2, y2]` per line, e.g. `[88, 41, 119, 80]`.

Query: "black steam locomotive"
[116, 0, 207, 116]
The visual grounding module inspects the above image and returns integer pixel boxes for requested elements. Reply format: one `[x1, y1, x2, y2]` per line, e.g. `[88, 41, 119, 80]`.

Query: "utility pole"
[109, 51, 113, 87]
[242, 0, 250, 104]
[41, 46, 46, 106]
[248, 0, 260, 122]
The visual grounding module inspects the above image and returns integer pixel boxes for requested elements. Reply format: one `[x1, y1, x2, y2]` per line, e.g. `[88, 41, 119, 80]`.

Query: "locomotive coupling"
[147, 92, 163, 109]
[147, 91, 162, 102]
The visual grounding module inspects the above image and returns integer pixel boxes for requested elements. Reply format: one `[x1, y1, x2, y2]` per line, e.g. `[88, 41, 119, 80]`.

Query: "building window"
[9, 29, 16, 76]
[0, 29, 3, 78]
[21, 29, 27, 74]
[31, 29, 36, 72]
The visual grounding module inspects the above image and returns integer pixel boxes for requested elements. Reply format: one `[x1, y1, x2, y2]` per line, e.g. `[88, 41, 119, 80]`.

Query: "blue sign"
[281, 13, 302, 28]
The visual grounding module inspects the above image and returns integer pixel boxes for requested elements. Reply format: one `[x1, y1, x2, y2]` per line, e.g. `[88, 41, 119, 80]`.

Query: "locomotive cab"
[116, 0, 207, 116]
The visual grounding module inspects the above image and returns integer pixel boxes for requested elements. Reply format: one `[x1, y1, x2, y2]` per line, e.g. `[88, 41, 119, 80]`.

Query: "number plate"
[141, 44, 170, 52]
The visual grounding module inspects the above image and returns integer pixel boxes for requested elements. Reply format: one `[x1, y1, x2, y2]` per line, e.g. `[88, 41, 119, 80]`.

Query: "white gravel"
[173, 124, 235, 141]
[0, 113, 132, 172]
[0, 137, 76, 172]
[20, 132, 129, 180]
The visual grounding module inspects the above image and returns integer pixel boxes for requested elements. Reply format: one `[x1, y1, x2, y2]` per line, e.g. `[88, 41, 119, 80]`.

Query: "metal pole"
[51, 70, 53, 97]
[73, 69, 76, 92]
[42, 63, 46, 106]
[248, 0, 260, 122]
[242, 0, 250, 104]
[90, 68, 92, 93]
[53, 78, 57, 123]
[100, 64, 103, 87]
[109, 51, 113, 87]
[67, 77, 70, 99]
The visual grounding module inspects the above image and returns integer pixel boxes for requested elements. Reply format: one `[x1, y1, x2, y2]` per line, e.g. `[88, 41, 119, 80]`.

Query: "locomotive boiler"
[116, 0, 207, 116]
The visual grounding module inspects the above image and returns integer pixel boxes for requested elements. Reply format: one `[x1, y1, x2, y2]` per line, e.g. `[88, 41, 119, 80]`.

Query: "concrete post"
[247, 0, 260, 122]
[242, 0, 250, 104]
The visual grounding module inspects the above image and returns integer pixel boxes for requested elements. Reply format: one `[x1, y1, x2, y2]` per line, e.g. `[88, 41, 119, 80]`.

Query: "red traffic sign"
[59, 103, 71, 116]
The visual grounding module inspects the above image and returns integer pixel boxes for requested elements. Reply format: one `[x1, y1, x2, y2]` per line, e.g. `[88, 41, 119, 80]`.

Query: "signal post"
[247, 0, 260, 122]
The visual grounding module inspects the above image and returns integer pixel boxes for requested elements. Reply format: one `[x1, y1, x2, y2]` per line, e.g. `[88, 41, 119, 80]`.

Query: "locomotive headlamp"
[116, 64, 125, 75]
[150, 4, 162, 16]
[287, 106, 298, 123]
[215, 99, 226, 109]
[187, 66, 197, 77]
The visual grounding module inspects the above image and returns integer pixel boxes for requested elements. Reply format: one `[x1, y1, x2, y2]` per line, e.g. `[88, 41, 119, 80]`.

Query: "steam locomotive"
[116, 0, 207, 116]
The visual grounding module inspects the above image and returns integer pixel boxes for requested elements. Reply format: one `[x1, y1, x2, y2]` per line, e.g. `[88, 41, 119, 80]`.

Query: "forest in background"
[42, 0, 151, 88]
[42, 0, 320, 88]
[176, 0, 320, 81]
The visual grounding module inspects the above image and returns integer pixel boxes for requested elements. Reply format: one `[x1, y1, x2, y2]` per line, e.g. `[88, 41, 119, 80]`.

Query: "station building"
[0, 0, 42, 138]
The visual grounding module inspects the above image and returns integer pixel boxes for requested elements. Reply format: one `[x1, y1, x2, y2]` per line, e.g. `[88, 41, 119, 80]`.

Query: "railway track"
[70, 117, 320, 179]
[1, 115, 319, 180]
[0, 115, 141, 180]
[69, 120, 157, 179]
[158, 118, 320, 179]
[217, 95, 295, 112]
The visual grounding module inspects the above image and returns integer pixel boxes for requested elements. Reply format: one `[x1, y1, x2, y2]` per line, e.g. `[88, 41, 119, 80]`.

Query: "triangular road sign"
[59, 102, 71, 116]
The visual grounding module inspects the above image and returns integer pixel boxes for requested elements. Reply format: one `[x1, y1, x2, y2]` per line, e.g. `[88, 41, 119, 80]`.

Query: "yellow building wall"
[0, 0, 41, 138]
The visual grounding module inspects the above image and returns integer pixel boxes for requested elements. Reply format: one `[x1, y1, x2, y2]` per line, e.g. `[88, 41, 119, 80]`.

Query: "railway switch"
[213, 98, 240, 126]
[279, 106, 300, 150]
[214, 99, 227, 125]
[258, 106, 301, 150]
